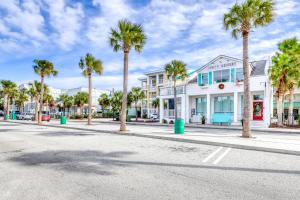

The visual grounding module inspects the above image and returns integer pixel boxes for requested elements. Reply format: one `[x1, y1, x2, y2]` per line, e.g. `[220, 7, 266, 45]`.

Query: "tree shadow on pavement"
[9, 150, 136, 175]
[38, 132, 96, 137]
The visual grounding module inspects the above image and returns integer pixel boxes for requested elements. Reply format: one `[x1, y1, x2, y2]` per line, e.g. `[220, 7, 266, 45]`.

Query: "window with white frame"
[236, 68, 244, 82]
[202, 73, 208, 85]
[213, 69, 230, 83]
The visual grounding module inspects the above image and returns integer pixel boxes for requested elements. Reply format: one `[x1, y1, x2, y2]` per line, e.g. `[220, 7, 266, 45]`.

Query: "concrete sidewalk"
[3, 120, 300, 156]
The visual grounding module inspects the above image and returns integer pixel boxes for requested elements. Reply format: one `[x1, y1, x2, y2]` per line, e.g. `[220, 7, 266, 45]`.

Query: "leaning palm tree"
[0, 80, 18, 119]
[33, 60, 58, 124]
[129, 87, 145, 121]
[224, 0, 274, 137]
[165, 60, 188, 121]
[109, 19, 146, 131]
[79, 53, 103, 125]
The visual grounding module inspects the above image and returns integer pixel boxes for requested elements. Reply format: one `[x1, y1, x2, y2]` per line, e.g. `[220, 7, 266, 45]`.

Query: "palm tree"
[16, 88, 29, 112]
[0, 80, 18, 119]
[43, 94, 54, 112]
[29, 81, 49, 121]
[129, 87, 145, 121]
[98, 93, 110, 113]
[74, 92, 88, 115]
[58, 94, 73, 116]
[33, 60, 58, 124]
[109, 19, 146, 131]
[110, 91, 123, 121]
[152, 98, 160, 112]
[224, 0, 274, 137]
[270, 38, 300, 126]
[165, 60, 188, 121]
[79, 53, 103, 125]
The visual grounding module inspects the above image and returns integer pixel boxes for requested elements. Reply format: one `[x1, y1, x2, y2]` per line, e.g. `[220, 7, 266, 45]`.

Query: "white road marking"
[202, 147, 223, 163]
[213, 148, 232, 165]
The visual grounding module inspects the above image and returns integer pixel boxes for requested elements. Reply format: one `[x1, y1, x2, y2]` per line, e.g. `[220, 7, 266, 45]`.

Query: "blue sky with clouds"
[0, 0, 299, 90]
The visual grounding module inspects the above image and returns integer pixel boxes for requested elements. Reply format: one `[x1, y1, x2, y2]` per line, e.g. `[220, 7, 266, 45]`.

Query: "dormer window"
[213, 69, 230, 83]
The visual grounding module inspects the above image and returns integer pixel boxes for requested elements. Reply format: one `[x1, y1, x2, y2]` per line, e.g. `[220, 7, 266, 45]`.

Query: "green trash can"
[127, 115, 132, 122]
[60, 116, 67, 125]
[4, 114, 9, 120]
[11, 111, 16, 120]
[174, 118, 185, 134]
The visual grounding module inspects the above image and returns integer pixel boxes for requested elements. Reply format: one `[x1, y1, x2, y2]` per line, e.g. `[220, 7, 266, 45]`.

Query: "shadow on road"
[38, 132, 96, 137]
[9, 150, 136, 175]
[9, 150, 300, 176]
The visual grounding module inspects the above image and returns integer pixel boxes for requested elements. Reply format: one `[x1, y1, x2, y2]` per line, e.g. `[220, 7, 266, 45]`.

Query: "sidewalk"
[3, 120, 300, 156]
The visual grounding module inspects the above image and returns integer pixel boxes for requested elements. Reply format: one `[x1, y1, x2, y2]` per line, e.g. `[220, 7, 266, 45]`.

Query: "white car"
[150, 113, 159, 121]
[21, 113, 34, 120]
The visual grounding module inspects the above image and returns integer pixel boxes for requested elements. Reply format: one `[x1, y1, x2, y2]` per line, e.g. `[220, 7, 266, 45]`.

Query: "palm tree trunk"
[242, 32, 251, 138]
[288, 83, 294, 125]
[88, 74, 92, 125]
[39, 76, 44, 124]
[173, 80, 177, 120]
[120, 50, 129, 131]
[3, 95, 8, 119]
[35, 98, 39, 121]
[277, 93, 284, 126]
[135, 102, 138, 121]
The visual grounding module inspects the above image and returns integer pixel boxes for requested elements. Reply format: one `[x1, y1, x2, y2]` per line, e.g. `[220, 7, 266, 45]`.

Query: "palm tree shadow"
[9, 150, 136, 175]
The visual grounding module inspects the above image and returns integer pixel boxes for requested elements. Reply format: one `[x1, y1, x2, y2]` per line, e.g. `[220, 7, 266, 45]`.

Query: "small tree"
[0, 80, 18, 118]
[152, 98, 160, 112]
[79, 53, 103, 125]
[74, 92, 88, 115]
[110, 91, 123, 120]
[98, 93, 110, 113]
[165, 60, 188, 121]
[129, 87, 145, 121]
[16, 88, 29, 112]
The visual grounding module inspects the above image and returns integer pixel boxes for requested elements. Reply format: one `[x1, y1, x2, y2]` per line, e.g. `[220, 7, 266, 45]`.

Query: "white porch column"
[185, 95, 190, 124]
[159, 97, 164, 123]
[206, 94, 211, 124]
[181, 95, 186, 123]
[233, 92, 238, 123]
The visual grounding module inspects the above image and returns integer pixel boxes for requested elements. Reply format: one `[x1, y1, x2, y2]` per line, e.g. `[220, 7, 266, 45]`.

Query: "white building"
[159, 55, 272, 127]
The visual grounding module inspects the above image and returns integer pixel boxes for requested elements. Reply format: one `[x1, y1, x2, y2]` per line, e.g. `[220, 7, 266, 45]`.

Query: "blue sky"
[0, 0, 299, 90]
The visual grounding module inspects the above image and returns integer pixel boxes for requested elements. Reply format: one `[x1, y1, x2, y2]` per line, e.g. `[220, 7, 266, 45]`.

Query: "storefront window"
[236, 68, 244, 82]
[214, 96, 233, 113]
[213, 69, 230, 83]
[196, 97, 207, 115]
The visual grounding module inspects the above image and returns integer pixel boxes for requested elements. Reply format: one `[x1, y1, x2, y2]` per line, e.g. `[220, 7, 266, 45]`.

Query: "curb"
[4, 120, 300, 156]
[66, 120, 300, 135]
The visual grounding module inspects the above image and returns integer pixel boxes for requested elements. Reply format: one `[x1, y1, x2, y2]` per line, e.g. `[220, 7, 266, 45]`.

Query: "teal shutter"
[198, 73, 202, 86]
[230, 68, 235, 82]
[208, 71, 213, 84]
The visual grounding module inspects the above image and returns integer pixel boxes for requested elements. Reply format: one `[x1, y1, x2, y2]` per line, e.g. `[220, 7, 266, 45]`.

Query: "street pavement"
[0, 122, 300, 200]
[7, 119, 300, 155]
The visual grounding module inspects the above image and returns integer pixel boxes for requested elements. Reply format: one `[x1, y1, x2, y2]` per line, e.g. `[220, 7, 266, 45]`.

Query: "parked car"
[42, 111, 51, 122]
[150, 113, 159, 121]
[22, 113, 34, 120]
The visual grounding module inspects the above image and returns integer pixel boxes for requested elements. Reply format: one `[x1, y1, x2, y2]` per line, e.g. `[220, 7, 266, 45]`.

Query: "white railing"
[159, 85, 185, 96]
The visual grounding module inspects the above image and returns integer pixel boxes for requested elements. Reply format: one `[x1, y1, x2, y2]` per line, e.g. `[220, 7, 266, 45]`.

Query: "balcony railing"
[159, 85, 185, 96]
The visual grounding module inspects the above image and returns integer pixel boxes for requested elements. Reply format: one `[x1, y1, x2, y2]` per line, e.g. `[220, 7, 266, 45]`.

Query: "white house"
[159, 55, 273, 127]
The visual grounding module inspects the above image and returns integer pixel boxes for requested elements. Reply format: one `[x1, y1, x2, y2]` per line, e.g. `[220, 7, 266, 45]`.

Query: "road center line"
[213, 148, 232, 165]
[202, 147, 223, 163]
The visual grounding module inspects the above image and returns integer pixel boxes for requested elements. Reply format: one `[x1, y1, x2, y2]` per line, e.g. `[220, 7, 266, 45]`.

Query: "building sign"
[208, 62, 237, 70]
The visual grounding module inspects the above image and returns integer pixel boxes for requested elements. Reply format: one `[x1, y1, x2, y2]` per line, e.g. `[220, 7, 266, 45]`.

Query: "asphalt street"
[0, 122, 299, 200]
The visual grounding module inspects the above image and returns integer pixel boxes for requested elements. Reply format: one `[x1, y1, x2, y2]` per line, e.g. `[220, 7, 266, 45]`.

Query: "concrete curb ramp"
[4, 120, 300, 156]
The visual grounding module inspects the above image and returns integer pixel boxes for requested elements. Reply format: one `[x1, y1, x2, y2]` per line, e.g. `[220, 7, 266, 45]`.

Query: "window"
[236, 68, 244, 82]
[214, 96, 234, 113]
[196, 97, 207, 115]
[253, 95, 263, 100]
[213, 69, 230, 83]
[202, 73, 208, 85]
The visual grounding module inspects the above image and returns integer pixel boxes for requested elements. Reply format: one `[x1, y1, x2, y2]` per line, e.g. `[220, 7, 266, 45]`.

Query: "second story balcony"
[159, 85, 185, 96]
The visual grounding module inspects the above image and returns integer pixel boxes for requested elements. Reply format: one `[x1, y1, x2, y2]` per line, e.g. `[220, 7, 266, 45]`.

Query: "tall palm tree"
[129, 87, 145, 121]
[74, 92, 89, 115]
[109, 19, 146, 131]
[165, 60, 188, 121]
[0, 80, 18, 119]
[224, 0, 274, 137]
[33, 60, 58, 124]
[79, 53, 103, 125]
[98, 93, 110, 113]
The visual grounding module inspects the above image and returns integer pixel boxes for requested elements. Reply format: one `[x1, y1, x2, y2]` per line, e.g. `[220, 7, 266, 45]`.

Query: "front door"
[253, 102, 263, 120]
